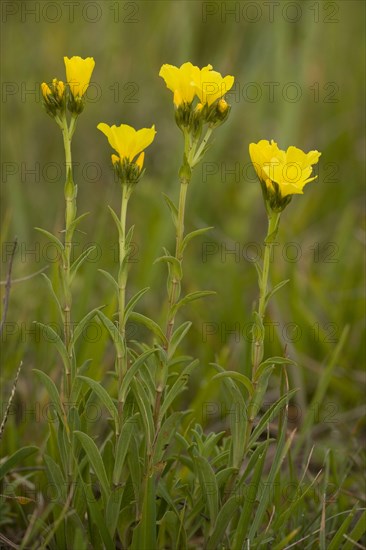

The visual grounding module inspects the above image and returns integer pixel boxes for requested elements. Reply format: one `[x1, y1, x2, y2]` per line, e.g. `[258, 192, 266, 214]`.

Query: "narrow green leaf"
[328, 506, 357, 550]
[96, 310, 125, 356]
[168, 321, 192, 358]
[265, 279, 290, 306]
[77, 473, 115, 550]
[154, 255, 182, 279]
[254, 356, 297, 381]
[210, 363, 247, 469]
[131, 474, 156, 550]
[43, 454, 67, 501]
[0, 446, 38, 479]
[106, 486, 123, 538]
[181, 226, 214, 253]
[125, 224, 135, 247]
[74, 431, 110, 503]
[172, 290, 216, 316]
[272, 469, 323, 533]
[113, 414, 139, 485]
[206, 495, 239, 550]
[236, 441, 270, 492]
[252, 311, 265, 342]
[33, 369, 65, 423]
[40, 273, 63, 321]
[120, 348, 158, 406]
[98, 269, 119, 295]
[248, 367, 274, 420]
[272, 528, 301, 550]
[159, 359, 199, 419]
[253, 260, 262, 279]
[215, 466, 238, 488]
[34, 227, 65, 257]
[67, 212, 90, 234]
[153, 411, 187, 464]
[70, 246, 97, 281]
[33, 323, 71, 374]
[125, 287, 150, 321]
[108, 205, 123, 239]
[249, 388, 297, 447]
[131, 378, 154, 449]
[213, 371, 254, 397]
[342, 509, 366, 550]
[127, 434, 142, 505]
[194, 451, 219, 531]
[248, 430, 296, 540]
[162, 193, 178, 227]
[128, 312, 167, 346]
[232, 440, 268, 550]
[77, 375, 119, 432]
[71, 307, 103, 347]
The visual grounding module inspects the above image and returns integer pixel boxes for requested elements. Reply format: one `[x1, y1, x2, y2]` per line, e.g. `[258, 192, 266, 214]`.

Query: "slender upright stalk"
[59, 113, 79, 489]
[252, 211, 281, 376]
[117, 184, 130, 420]
[165, 178, 189, 346]
[60, 113, 78, 397]
[242, 210, 281, 454]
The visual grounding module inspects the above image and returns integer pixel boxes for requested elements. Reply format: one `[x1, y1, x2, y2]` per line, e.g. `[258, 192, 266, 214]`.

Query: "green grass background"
[1, 0, 365, 477]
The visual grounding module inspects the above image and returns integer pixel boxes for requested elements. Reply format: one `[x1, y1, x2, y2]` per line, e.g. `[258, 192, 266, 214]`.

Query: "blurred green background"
[1, 0, 365, 455]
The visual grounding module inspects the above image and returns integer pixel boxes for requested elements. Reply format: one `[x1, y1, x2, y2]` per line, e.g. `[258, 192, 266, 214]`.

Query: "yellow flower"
[159, 62, 203, 107]
[97, 123, 156, 171]
[159, 62, 234, 109]
[249, 140, 321, 197]
[64, 56, 95, 99]
[194, 66, 234, 106]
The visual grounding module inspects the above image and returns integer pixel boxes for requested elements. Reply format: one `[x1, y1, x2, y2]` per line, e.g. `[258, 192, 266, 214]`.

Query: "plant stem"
[117, 184, 130, 421]
[244, 210, 281, 451]
[252, 210, 281, 376]
[61, 114, 77, 397]
[154, 126, 212, 430]
[165, 178, 188, 346]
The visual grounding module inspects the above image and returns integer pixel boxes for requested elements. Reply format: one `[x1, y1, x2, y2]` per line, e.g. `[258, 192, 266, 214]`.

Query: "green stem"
[154, 127, 212, 433]
[61, 114, 76, 398]
[117, 184, 130, 421]
[252, 211, 281, 376]
[154, 137, 192, 431]
[165, 178, 188, 346]
[244, 211, 281, 450]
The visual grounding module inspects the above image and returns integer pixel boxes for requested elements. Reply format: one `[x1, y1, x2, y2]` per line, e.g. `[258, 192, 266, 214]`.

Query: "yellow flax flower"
[194, 65, 234, 106]
[64, 56, 95, 99]
[97, 123, 156, 174]
[159, 62, 203, 106]
[249, 140, 321, 198]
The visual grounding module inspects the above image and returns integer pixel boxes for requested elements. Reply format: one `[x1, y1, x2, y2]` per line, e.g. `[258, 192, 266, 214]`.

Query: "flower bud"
[41, 78, 65, 118]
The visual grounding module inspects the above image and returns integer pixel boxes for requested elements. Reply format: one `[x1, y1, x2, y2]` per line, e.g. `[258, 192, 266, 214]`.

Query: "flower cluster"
[41, 78, 65, 116]
[249, 140, 321, 212]
[159, 62, 234, 131]
[41, 56, 95, 117]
